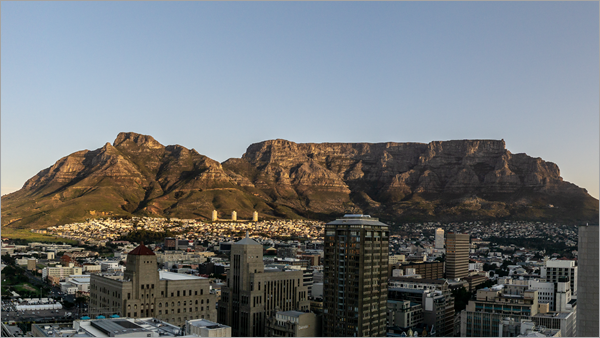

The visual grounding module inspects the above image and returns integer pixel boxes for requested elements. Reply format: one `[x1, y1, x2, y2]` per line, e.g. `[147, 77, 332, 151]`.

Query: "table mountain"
[2, 132, 597, 230]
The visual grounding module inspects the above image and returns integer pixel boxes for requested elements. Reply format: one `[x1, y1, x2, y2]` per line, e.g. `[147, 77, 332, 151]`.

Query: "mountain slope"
[2, 133, 597, 230]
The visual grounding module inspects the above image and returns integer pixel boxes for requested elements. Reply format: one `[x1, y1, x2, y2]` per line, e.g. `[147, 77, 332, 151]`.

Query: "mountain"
[2, 132, 597, 231]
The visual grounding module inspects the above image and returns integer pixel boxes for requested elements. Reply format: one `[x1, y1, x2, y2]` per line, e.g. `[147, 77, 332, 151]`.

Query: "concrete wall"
[576, 225, 599, 337]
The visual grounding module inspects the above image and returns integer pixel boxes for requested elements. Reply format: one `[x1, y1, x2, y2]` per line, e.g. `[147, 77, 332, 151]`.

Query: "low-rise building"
[265, 311, 321, 337]
[185, 318, 232, 337]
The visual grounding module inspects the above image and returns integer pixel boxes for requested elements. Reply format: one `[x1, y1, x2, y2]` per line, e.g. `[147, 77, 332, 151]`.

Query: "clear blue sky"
[2, 1, 599, 199]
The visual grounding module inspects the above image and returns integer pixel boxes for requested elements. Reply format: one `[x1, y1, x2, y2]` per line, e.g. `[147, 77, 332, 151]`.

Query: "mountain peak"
[113, 132, 164, 149]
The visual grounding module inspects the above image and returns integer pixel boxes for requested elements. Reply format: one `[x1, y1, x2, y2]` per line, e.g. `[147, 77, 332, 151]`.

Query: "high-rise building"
[323, 214, 389, 337]
[576, 224, 599, 337]
[89, 243, 216, 327]
[435, 228, 444, 249]
[217, 236, 310, 337]
[445, 233, 469, 280]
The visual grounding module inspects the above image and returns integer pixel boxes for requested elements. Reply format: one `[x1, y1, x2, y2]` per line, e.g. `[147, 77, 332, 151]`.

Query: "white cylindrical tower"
[231, 211, 237, 221]
[212, 210, 218, 222]
[252, 211, 258, 222]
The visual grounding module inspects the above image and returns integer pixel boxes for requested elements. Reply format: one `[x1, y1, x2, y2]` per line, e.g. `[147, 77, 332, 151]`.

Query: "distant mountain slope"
[2, 132, 597, 231]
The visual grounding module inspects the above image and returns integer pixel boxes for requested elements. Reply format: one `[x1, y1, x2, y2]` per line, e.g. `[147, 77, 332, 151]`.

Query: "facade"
[445, 233, 469, 280]
[391, 261, 444, 280]
[387, 300, 423, 329]
[265, 310, 321, 337]
[576, 224, 599, 337]
[540, 259, 578, 295]
[42, 264, 83, 281]
[388, 278, 456, 337]
[186, 318, 232, 337]
[435, 228, 444, 250]
[323, 214, 389, 337]
[460, 286, 539, 337]
[217, 236, 310, 337]
[89, 243, 216, 327]
[532, 310, 577, 337]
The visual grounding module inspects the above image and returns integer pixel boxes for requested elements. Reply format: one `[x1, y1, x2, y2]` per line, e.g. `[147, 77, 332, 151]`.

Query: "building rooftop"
[159, 271, 206, 280]
[326, 214, 388, 227]
[278, 310, 306, 317]
[128, 243, 155, 256]
[235, 237, 261, 246]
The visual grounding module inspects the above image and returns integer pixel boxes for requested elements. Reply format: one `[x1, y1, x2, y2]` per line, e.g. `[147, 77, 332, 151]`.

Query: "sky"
[2, 1, 599, 199]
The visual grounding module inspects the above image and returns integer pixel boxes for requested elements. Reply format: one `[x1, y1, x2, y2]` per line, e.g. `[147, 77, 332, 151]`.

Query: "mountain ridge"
[2, 132, 597, 230]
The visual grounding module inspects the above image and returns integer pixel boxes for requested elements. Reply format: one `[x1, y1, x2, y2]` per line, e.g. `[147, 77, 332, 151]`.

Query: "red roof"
[128, 243, 155, 256]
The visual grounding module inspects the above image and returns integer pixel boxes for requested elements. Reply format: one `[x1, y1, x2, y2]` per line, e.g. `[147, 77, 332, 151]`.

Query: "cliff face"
[2, 133, 597, 230]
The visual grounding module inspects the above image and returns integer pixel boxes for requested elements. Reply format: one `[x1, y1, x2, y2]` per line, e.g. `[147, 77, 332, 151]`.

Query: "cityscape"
[2, 2, 599, 338]
[1, 213, 598, 337]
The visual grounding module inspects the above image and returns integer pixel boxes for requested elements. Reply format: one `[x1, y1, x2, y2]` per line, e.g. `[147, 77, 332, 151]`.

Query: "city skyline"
[2, 2, 598, 199]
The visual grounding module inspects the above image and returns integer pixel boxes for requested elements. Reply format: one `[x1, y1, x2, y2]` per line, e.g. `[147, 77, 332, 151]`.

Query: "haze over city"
[2, 1, 598, 199]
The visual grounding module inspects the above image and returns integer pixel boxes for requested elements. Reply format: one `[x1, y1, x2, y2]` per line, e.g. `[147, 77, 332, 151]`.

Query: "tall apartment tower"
[576, 224, 599, 337]
[445, 233, 469, 280]
[435, 228, 444, 249]
[218, 236, 310, 337]
[323, 214, 389, 337]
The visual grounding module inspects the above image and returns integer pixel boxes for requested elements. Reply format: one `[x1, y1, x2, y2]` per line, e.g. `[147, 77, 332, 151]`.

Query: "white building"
[435, 228, 444, 249]
[540, 259, 577, 295]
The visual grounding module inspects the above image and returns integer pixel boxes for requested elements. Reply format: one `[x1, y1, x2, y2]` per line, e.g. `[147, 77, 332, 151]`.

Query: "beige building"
[42, 264, 83, 281]
[90, 243, 216, 327]
[217, 236, 310, 337]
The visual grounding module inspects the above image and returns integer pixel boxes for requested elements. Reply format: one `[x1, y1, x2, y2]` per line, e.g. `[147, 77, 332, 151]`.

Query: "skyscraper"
[217, 236, 310, 337]
[435, 228, 444, 249]
[576, 224, 599, 337]
[445, 233, 469, 280]
[323, 214, 389, 337]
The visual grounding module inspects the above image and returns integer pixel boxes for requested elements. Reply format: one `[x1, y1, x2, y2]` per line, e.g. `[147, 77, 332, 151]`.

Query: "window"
[128, 293, 131, 300]
[201, 289, 203, 295]
[195, 291, 197, 295]
[152, 284, 154, 289]
[201, 306, 204, 311]
[183, 290, 186, 296]
[207, 299, 210, 304]
[178, 309, 180, 313]
[171, 292, 174, 297]
[195, 300, 198, 305]
[159, 310, 162, 315]
[201, 299, 204, 304]
[142, 285, 144, 289]
[177, 291, 180, 297]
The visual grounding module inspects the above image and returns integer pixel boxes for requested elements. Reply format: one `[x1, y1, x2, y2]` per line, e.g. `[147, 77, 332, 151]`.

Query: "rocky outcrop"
[2, 133, 597, 230]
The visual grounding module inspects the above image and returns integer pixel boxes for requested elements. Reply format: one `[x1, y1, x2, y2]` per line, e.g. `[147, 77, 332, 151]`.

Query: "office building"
[540, 259, 578, 295]
[323, 214, 389, 337]
[390, 261, 444, 280]
[576, 224, 599, 337]
[42, 264, 83, 282]
[265, 310, 321, 337]
[445, 233, 469, 280]
[435, 228, 444, 249]
[460, 285, 539, 337]
[217, 236, 310, 337]
[388, 277, 455, 337]
[89, 243, 216, 327]
[186, 318, 232, 337]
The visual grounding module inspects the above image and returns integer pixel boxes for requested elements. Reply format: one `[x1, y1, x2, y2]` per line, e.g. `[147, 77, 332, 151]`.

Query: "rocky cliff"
[2, 132, 597, 230]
